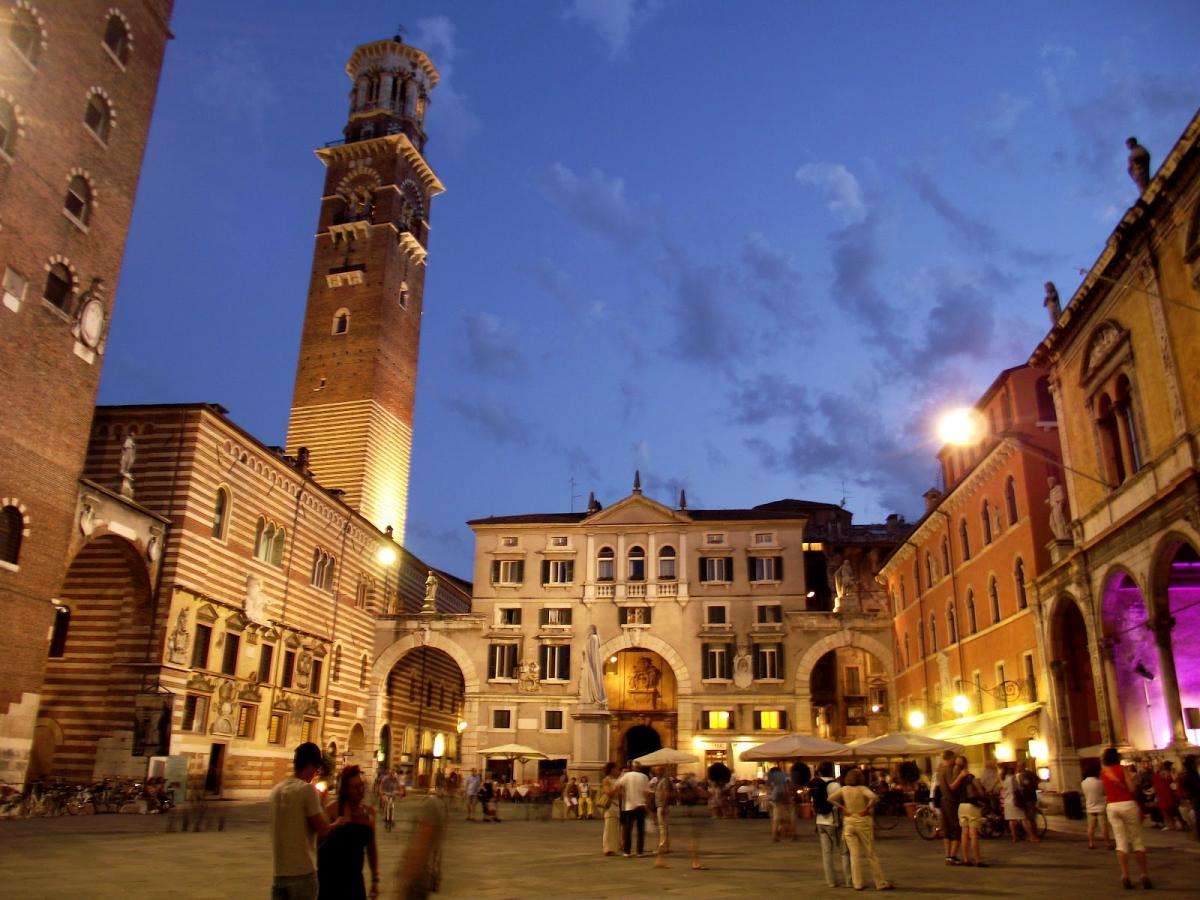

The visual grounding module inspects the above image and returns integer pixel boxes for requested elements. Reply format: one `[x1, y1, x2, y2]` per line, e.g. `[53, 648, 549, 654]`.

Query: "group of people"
[596, 761, 675, 857]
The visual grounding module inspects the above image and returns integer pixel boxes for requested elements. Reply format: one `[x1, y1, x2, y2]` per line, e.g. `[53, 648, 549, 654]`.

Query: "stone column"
[378, 72, 394, 110]
[1152, 615, 1189, 745]
[571, 704, 611, 784]
[1098, 638, 1126, 747]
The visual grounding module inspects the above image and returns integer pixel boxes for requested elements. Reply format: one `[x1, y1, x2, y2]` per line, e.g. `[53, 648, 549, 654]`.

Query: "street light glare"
[952, 694, 970, 715]
[937, 407, 985, 447]
[907, 710, 926, 729]
[376, 546, 397, 565]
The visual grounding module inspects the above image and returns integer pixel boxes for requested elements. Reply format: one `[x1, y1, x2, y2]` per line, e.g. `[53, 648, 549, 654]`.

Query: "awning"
[915, 703, 1044, 747]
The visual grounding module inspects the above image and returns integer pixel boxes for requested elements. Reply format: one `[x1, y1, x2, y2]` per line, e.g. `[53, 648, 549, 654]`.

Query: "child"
[1081, 762, 1111, 849]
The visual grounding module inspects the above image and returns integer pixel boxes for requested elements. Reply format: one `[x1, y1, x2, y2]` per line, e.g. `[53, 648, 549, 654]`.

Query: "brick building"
[0, 1, 173, 784]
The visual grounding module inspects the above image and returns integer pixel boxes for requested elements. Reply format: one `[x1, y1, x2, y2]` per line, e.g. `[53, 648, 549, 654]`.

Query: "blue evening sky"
[98, 1, 1200, 579]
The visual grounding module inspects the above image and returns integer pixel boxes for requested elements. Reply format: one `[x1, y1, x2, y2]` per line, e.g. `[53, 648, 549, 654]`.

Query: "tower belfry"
[285, 35, 443, 539]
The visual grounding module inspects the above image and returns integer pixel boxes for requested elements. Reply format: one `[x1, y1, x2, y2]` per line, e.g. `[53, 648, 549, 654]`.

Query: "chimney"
[922, 488, 942, 513]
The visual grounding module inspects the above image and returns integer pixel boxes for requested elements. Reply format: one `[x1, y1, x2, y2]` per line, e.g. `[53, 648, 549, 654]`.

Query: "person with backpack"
[951, 757, 988, 867]
[811, 761, 851, 889]
[1015, 760, 1041, 843]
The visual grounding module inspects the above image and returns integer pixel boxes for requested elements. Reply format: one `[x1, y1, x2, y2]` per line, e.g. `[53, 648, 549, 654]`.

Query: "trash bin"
[1061, 790, 1084, 820]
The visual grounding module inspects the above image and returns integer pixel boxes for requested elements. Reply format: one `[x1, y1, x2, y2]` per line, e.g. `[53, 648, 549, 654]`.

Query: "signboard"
[132, 691, 175, 757]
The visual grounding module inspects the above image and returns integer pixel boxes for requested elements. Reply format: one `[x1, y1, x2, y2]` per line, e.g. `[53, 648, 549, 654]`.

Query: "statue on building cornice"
[167, 609, 190, 665]
[1046, 476, 1070, 542]
[119, 435, 136, 498]
[1044, 282, 1062, 325]
[1126, 137, 1151, 192]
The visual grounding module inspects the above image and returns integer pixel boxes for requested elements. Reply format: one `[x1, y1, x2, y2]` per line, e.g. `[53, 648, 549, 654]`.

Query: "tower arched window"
[904, 633, 911, 668]
[48, 605, 70, 658]
[1004, 476, 1019, 526]
[1096, 392, 1126, 486]
[9, 7, 41, 65]
[84, 92, 113, 143]
[947, 602, 958, 644]
[941, 537, 951, 578]
[596, 546, 614, 582]
[966, 590, 978, 635]
[959, 519, 971, 561]
[657, 545, 676, 581]
[332, 308, 350, 335]
[64, 175, 93, 226]
[929, 614, 938, 653]
[44, 263, 73, 311]
[1014, 558, 1028, 610]
[926, 552, 935, 586]
[989, 576, 1001, 624]
[981, 500, 993, 545]
[1, 504, 23, 564]
[627, 546, 645, 582]
[0, 97, 16, 156]
[103, 14, 132, 65]
[211, 487, 229, 539]
[1115, 375, 1142, 474]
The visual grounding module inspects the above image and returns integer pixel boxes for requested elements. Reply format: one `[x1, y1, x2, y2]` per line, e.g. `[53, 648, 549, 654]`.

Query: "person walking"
[600, 762, 621, 856]
[270, 742, 345, 900]
[1081, 762, 1111, 850]
[653, 767, 674, 853]
[318, 765, 379, 900]
[394, 787, 446, 900]
[377, 768, 400, 833]
[578, 775, 594, 820]
[831, 768, 893, 891]
[1015, 760, 1042, 843]
[952, 757, 987, 867]
[1153, 761, 1185, 830]
[1181, 754, 1200, 842]
[936, 750, 963, 863]
[464, 769, 481, 822]
[616, 762, 651, 857]
[767, 765, 791, 842]
[999, 764, 1024, 842]
[812, 761, 851, 889]
[1101, 747, 1151, 890]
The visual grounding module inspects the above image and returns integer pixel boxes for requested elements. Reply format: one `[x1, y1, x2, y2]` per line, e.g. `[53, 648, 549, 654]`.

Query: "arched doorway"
[378, 724, 392, 770]
[1050, 597, 1101, 751]
[384, 646, 465, 788]
[1102, 570, 1164, 749]
[348, 723, 366, 762]
[809, 647, 889, 742]
[623, 724, 662, 762]
[604, 649, 677, 766]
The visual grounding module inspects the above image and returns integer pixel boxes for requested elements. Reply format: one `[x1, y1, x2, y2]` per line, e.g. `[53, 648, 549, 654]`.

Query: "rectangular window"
[282, 650, 296, 689]
[597, 556, 615, 581]
[333, 699, 341, 718]
[498, 607, 522, 626]
[310, 658, 323, 694]
[704, 709, 733, 730]
[700, 557, 732, 583]
[487, 643, 519, 680]
[492, 708, 512, 730]
[539, 607, 572, 626]
[2, 267, 26, 310]
[755, 709, 787, 730]
[501, 536, 519, 548]
[619, 606, 650, 626]
[756, 604, 783, 624]
[549, 536, 568, 547]
[258, 644, 275, 684]
[702, 643, 733, 680]
[236, 704, 256, 738]
[491, 559, 524, 585]
[191, 624, 212, 670]
[538, 643, 571, 680]
[220, 633, 241, 676]
[995, 662, 1008, 708]
[754, 644, 783, 680]
[1023, 653, 1038, 702]
[844, 665, 862, 695]
[542, 559, 574, 585]
[705, 604, 727, 625]
[181, 695, 208, 733]
[753, 532, 775, 545]
[750, 556, 783, 582]
[268, 713, 286, 745]
[705, 533, 725, 545]
[544, 709, 564, 731]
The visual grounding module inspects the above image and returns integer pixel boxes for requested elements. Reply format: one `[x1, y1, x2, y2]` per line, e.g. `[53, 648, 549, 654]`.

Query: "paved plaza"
[2, 799, 1199, 899]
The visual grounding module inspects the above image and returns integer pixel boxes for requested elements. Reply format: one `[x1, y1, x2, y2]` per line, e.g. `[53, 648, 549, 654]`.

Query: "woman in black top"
[318, 765, 379, 899]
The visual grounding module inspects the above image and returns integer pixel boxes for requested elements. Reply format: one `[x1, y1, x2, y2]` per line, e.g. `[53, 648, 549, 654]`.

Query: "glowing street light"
[952, 694, 971, 716]
[376, 545, 397, 566]
[907, 710, 926, 729]
[937, 408, 986, 447]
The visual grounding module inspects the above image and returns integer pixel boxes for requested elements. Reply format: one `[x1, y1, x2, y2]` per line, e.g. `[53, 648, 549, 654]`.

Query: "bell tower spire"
[285, 35, 444, 539]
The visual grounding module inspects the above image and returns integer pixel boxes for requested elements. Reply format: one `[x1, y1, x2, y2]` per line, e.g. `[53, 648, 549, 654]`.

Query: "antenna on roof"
[569, 476, 581, 512]
[839, 477, 849, 509]
[393, 23, 407, 42]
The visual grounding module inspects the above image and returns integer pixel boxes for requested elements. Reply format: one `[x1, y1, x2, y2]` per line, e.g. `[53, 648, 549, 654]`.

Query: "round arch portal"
[596, 632, 692, 695]
[793, 631, 896, 738]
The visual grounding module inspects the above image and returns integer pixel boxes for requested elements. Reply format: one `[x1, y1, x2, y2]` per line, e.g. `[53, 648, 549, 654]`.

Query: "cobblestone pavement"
[2, 800, 1199, 899]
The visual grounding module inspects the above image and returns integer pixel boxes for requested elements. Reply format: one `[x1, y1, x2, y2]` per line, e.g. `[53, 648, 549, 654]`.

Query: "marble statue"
[579, 625, 608, 707]
[296, 650, 313, 691]
[1126, 137, 1151, 192]
[1044, 282, 1061, 324]
[1046, 476, 1070, 541]
[167, 609, 190, 665]
[518, 659, 540, 694]
[119, 435, 136, 498]
[244, 573, 269, 623]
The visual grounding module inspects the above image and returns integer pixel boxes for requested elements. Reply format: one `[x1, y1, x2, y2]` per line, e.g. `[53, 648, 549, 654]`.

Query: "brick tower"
[285, 35, 443, 539]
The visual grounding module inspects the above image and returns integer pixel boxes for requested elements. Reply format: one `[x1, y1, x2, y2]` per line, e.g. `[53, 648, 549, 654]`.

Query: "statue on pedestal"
[1126, 137, 1151, 192]
[1046, 476, 1069, 541]
[579, 625, 608, 708]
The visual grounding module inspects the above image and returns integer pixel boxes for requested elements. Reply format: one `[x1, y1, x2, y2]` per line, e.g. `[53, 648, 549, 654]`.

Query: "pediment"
[584, 494, 690, 527]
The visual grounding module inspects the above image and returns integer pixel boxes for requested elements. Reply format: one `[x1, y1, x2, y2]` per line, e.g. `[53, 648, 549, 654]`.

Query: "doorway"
[205, 743, 226, 796]
[623, 724, 661, 762]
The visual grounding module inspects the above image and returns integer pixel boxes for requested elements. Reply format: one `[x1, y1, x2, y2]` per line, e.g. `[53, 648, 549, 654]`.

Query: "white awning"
[916, 703, 1044, 747]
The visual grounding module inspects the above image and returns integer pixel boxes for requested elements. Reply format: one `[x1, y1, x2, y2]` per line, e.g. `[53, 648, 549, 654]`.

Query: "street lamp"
[951, 694, 971, 716]
[377, 527, 398, 614]
[906, 710, 926, 729]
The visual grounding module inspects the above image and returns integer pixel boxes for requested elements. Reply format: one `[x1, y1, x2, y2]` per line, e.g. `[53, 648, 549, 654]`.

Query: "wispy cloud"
[796, 162, 867, 224]
[462, 312, 527, 376]
[196, 39, 278, 125]
[564, 0, 661, 59]
[444, 393, 534, 445]
[541, 163, 641, 247]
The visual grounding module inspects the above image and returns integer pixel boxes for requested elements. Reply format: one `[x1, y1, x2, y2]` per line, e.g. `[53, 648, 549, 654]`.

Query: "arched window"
[989, 576, 1001, 624]
[1004, 476, 1019, 526]
[359, 654, 368, 689]
[929, 614, 938, 653]
[966, 590, 978, 634]
[1115, 375, 1142, 474]
[0, 97, 16, 156]
[254, 516, 285, 565]
[917, 621, 926, 658]
[913, 560, 921, 597]
[311, 548, 335, 591]
[9, 7, 40, 65]
[44, 263, 73, 310]
[103, 13, 131, 65]
[84, 92, 112, 143]
[1097, 392, 1126, 485]
[211, 487, 229, 539]
[1014, 558, 1028, 610]
[899, 576, 907, 608]
[332, 645, 342, 682]
[941, 537, 951, 578]
[947, 603, 958, 644]
[48, 605, 70, 657]
[64, 175, 93, 225]
[959, 519, 971, 561]
[981, 500, 993, 545]
[332, 308, 349, 335]
[925, 552, 935, 586]
[904, 633, 911, 668]
[657, 545, 676, 581]
[596, 546, 614, 582]
[627, 546, 645, 581]
[1, 504, 23, 564]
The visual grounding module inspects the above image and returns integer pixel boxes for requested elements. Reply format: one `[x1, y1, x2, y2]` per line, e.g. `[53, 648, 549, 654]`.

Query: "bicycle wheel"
[874, 803, 901, 830]
[979, 814, 1002, 839]
[914, 807, 940, 840]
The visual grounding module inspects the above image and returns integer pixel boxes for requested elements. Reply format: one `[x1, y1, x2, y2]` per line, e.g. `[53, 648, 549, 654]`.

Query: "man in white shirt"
[269, 742, 344, 900]
[813, 761, 851, 889]
[616, 763, 651, 856]
[464, 769, 482, 821]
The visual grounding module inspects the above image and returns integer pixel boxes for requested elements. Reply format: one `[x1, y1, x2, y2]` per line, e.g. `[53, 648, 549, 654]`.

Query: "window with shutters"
[48, 605, 70, 657]
[542, 559, 574, 585]
[310, 658, 323, 694]
[487, 644, 518, 680]
[268, 714, 286, 744]
[491, 559, 524, 585]
[544, 709, 565, 731]
[941, 536, 952, 577]
[236, 704, 256, 738]
[258, 644, 275, 684]
[282, 650, 296, 688]
[497, 606, 521, 627]
[703, 709, 733, 730]
[754, 709, 787, 730]
[959, 519, 971, 561]
[947, 603, 958, 644]
[657, 545, 676, 580]
[539, 606, 572, 627]
[596, 546, 615, 582]
[753, 644, 782, 680]
[966, 591, 978, 635]
[538, 643, 570, 681]
[702, 643, 733, 680]
[627, 546, 646, 582]
[750, 556, 782, 582]
[755, 603, 783, 624]
[699, 556, 732, 583]
[191, 624, 213, 670]
[989, 576, 1001, 623]
[221, 633, 240, 675]
[181, 695, 208, 733]
[619, 606, 650, 626]
[359, 654, 368, 689]
[981, 500, 994, 545]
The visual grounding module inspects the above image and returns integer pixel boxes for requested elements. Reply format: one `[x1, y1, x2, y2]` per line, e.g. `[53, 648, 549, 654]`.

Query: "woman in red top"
[1100, 748, 1150, 890]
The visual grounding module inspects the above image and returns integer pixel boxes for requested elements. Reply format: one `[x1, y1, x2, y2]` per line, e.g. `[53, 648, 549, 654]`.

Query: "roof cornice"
[315, 133, 444, 197]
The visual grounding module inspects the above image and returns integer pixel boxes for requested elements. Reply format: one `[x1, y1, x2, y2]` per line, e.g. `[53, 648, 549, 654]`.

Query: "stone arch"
[596, 631, 692, 695]
[793, 630, 894, 702]
[1097, 562, 1150, 633]
[372, 630, 480, 695]
[1148, 529, 1200, 604]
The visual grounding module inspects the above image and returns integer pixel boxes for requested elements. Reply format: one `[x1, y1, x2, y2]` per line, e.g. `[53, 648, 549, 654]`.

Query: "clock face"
[79, 297, 104, 347]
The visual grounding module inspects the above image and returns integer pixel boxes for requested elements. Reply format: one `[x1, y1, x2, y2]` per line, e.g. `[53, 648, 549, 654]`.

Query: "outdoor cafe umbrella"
[739, 733, 852, 761]
[634, 747, 698, 766]
[477, 743, 548, 780]
[849, 733, 964, 758]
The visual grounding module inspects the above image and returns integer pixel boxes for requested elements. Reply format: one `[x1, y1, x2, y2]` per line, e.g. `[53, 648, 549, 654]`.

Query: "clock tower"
[286, 35, 443, 539]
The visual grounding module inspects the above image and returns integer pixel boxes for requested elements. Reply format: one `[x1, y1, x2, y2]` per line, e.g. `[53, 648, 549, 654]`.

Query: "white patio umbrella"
[477, 743, 549, 781]
[634, 747, 698, 766]
[850, 733, 965, 758]
[739, 733, 852, 761]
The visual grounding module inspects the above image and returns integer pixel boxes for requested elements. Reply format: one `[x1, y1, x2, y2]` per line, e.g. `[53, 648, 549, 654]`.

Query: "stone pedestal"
[571, 705, 611, 782]
[1047, 538, 1073, 564]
